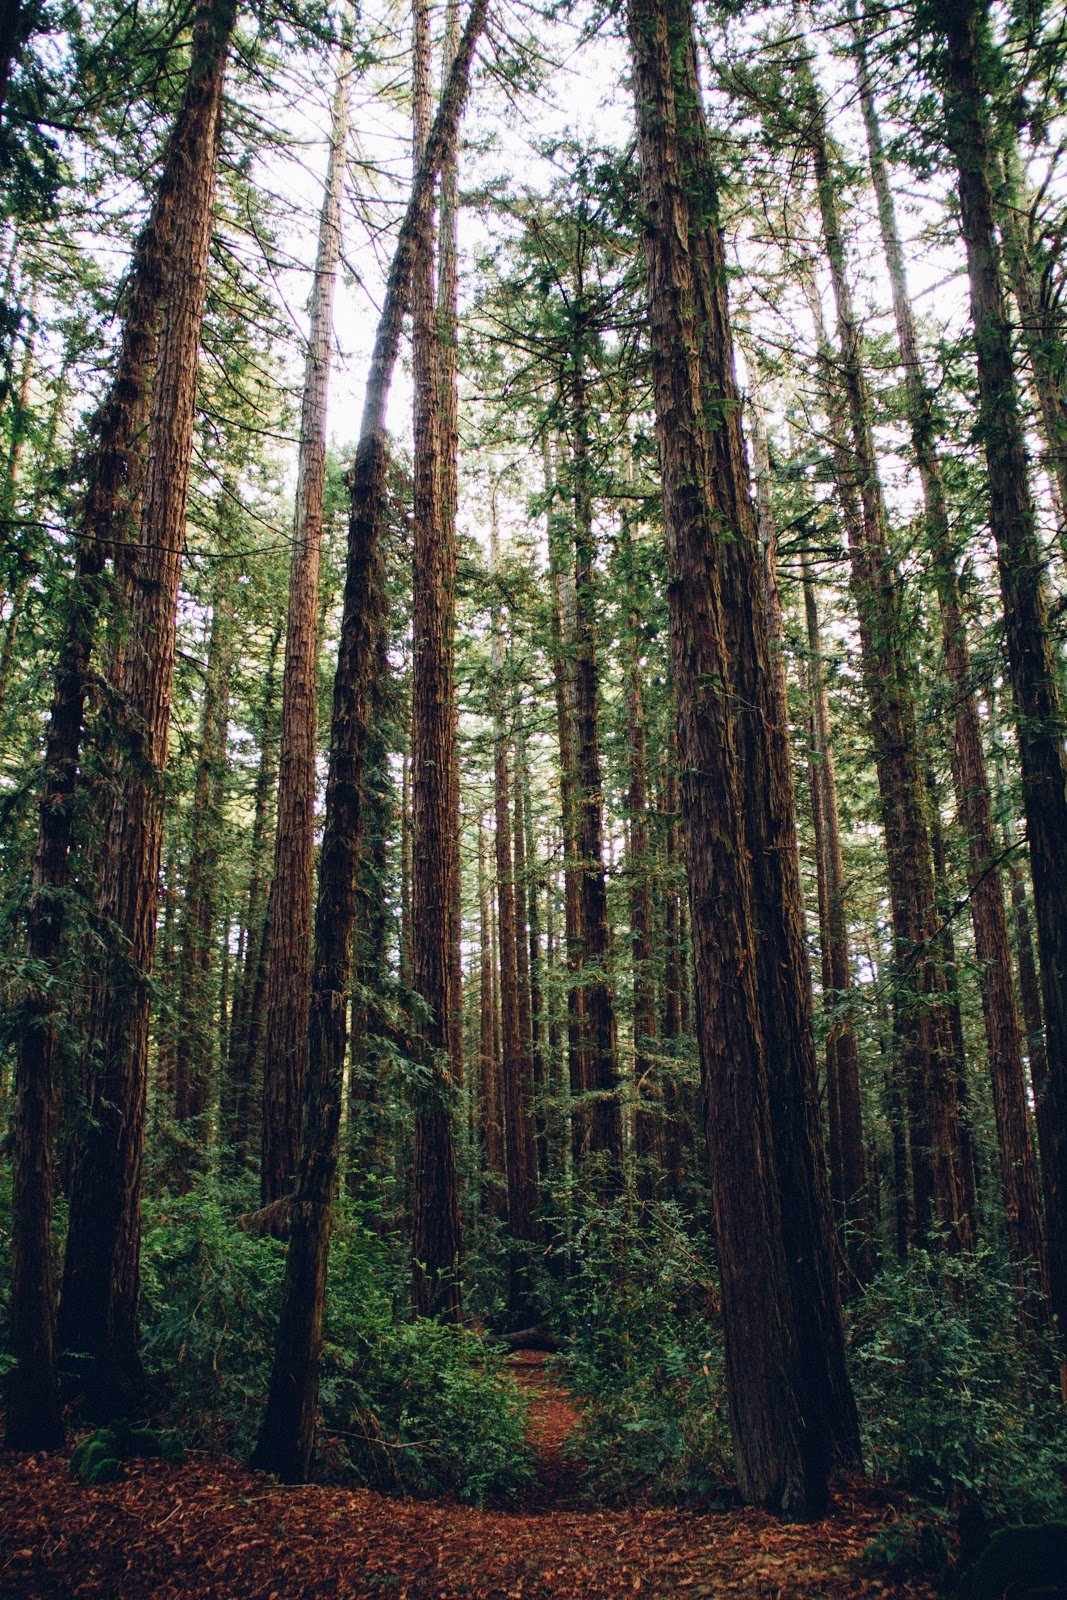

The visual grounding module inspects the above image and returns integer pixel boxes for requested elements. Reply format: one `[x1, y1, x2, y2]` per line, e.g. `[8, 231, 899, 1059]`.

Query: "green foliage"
[70, 1421, 184, 1485]
[859, 1513, 953, 1587]
[140, 1186, 288, 1452]
[848, 1246, 1067, 1522]
[552, 1199, 732, 1505]
[138, 1183, 532, 1505]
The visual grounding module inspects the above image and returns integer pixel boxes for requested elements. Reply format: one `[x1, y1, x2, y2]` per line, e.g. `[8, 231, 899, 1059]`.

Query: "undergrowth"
[139, 1184, 533, 1505]
[847, 1244, 1067, 1526]
[549, 1198, 732, 1505]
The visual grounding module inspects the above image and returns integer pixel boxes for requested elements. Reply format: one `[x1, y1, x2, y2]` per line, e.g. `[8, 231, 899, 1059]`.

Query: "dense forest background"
[2, 0, 1067, 1590]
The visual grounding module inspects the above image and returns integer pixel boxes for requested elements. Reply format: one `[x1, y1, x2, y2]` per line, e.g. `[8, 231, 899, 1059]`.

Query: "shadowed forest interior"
[2, 0, 1067, 1594]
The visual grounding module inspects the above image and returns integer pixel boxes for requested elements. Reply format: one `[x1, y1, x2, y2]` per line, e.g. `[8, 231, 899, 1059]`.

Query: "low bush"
[138, 1183, 533, 1505]
[847, 1244, 1067, 1524]
[551, 1198, 732, 1504]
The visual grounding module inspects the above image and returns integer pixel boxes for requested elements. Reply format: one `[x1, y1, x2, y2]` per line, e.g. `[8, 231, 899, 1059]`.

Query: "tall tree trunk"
[934, 0, 1067, 1347]
[251, 2, 487, 1480]
[410, 0, 462, 1319]
[925, 759, 982, 1231]
[622, 527, 661, 1198]
[626, 0, 858, 1514]
[477, 812, 506, 1212]
[260, 33, 350, 1205]
[490, 504, 540, 1317]
[518, 714, 548, 1179]
[56, 0, 236, 1406]
[438, 0, 464, 1093]
[224, 621, 281, 1166]
[174, 569, 234, 1136]
[797, 48, 970, 1248]
[4, 0, 236, 1449]
[852, 2, 1047, 1301]
[544, 438, 588, 1167]
[800, 556, 873, 1287]
[567, 372, 623, 1183]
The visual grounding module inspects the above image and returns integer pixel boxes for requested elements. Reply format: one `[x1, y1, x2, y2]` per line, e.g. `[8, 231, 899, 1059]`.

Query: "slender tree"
[260, 28, 351, 1205]
[5, 0, 240, 1447]
[851, 2, 1047, 1301]
[929, 0, 1067, 1345]
[251, 0, 487, 1478]
[410, 0, 462, 1319]
[793, 46, 970, 1247]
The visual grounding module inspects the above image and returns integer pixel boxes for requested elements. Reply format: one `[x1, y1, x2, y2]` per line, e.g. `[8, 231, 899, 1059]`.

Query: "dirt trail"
[508, 1348, 583, 1510]
[0, 1364, 940, 1599]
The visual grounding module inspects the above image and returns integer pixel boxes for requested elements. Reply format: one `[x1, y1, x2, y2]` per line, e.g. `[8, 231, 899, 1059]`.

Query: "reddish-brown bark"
[56, 0, 236, 1406]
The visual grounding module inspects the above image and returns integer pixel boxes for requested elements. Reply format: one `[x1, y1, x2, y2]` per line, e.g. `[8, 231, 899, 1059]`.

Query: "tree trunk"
[260, 32, 350, 1205]
[936, 0, 1067, 1347]
[567, 371, 623, 1184]
[224, 621, 281, 1167]
[797, 49, 970, 1248]
[438, 0, 464, 1093]
[5, 0, 236, 1449]
[544, 438, 589, 1167]
[622, 526, 661, 1198]
[478, 812, 506, 1211]
[852, 1, 1047, 1302]
[490, 503, 540, 1317]
[410, 0, 462, 1320]
[55, 0, 235, 1410]
[800, 555, 873, 1287]
[251, 1, 487, 1480]
[174, 568, 234, 1136]
[518, 714, 548, 1179]
[626, 0, 858, 1514]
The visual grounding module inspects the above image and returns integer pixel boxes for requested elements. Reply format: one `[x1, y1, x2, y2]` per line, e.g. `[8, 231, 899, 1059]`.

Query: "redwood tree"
[55, 0, 238, 1407]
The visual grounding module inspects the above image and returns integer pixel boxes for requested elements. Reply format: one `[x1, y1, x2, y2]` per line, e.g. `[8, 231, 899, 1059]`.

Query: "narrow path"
[508, 1348, 583, 1509]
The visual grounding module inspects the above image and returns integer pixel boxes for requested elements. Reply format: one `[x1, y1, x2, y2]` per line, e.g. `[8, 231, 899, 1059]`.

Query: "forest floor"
[0, 1352, 941, 1599]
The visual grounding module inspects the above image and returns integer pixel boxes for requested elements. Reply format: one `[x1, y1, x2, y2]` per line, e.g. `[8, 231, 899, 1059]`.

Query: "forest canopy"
[2, 0, 1067, 1593]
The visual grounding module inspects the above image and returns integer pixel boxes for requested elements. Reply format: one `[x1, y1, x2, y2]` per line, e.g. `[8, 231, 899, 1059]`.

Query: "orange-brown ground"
[0, 1355, 939, 1599]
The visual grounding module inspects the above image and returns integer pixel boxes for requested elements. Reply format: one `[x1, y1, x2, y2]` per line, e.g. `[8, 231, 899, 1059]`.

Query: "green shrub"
[138, 1183, 532, 1505]
[70, 1421, 184, 1485]
[847, 1245, 1067, 1523]
[140, 1186, 287, 1453]
[859, 1514, 952, 1586]
[553, 1198, 732, 1504]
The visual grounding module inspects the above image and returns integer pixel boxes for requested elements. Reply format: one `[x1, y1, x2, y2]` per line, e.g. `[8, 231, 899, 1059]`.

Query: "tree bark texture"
[410, 0, 462, 1320]
[627, 0, 858, 1514]
[56, 0, 236, 1403]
